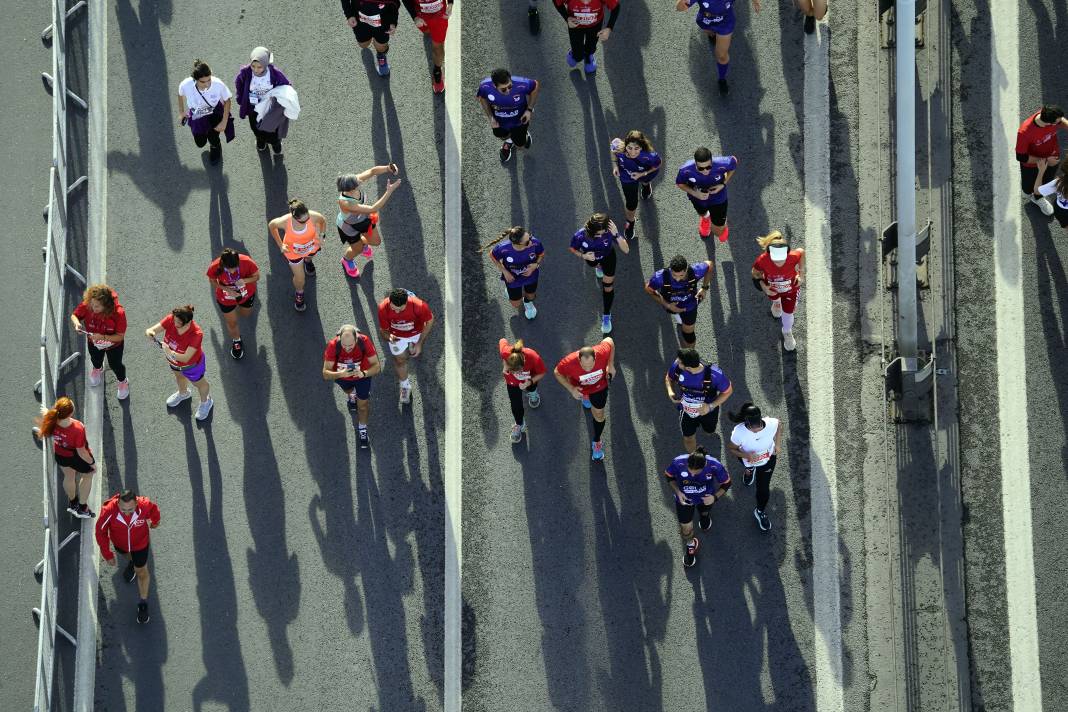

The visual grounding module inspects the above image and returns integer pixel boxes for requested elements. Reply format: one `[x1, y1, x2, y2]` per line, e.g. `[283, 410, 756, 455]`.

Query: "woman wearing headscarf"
[234, 47, 293, 155]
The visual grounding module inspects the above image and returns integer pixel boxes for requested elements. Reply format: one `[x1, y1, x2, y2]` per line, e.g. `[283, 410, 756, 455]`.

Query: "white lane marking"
[443, 2, 463, 710]
[73, 0, 108, 707]
[804, 28, 845, 712]
[991, 4, 1044, 710]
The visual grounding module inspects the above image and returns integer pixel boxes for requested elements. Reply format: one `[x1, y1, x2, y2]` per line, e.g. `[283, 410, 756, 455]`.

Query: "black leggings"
[507, 383, 538, 425]
[745, 455, 777, 511]
[87, 341, 127, 382]
[248, 114, 280, 149]
[192, 130, 221, 149]
[568, 26, 600, 62]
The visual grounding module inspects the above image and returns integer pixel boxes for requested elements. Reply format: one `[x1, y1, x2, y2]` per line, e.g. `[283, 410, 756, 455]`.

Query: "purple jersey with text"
[647, 261, 710, 312]
[665, 454, 730, 501]
[476, 76, 536, 130]
[491, 236, 544, 288]
[676, 156, 737, 206]
[570, 228, 615, 261]
[687, 0, 736, 34]
[616, 150, 662, 184]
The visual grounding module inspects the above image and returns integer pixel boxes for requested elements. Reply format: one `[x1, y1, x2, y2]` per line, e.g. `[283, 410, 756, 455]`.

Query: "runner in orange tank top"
[268, 198, 326, 312]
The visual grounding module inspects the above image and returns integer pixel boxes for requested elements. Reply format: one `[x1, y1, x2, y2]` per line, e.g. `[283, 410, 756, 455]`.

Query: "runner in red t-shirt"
[71, 284, 129, 399]
[402, 0, 453, 92]
[751, 230, 805, 352]
[377, 288, 435, 405]
[145, 305, 214, 421]
[1016, 104, 1068, 216]
[34, 396, 97, 518]
[499, 338, 547, 443]
[554, 337, 616, 460]
[206, 248, 260, 360]
[554, 0, 620, 74]
[322, 324, 382, 449]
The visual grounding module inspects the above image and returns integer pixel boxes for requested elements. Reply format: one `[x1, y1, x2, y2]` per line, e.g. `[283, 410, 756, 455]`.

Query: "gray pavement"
[2, 4, 68, 710]
[93, 0, 444, 709]
[460, 1, 871, 710]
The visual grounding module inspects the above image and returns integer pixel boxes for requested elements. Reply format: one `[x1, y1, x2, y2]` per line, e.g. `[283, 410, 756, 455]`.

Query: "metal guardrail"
[33, 0, 87, 709]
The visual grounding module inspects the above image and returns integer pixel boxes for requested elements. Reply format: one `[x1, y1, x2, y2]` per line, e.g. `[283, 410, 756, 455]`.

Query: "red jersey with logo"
[52, 419, 88, 458]
[556, 0, 618, 26]
[753, 250, 803, 294]
[498, 339, 547, 387]
[206, 254, 259, 305]
[403, 0, 450, 19]
[378, 296, 433, 338]
[1016, 112, 1063, 167]
[95, 494, 161, 559]
[323, 334, 378, 373]
[72, 292, 127, 350]
[556, 342, 613, 396]
[160, 314, 204, 367]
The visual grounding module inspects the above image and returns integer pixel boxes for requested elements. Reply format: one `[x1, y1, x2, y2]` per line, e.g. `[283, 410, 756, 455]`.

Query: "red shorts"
[769, 289, 799, 314]
[419, 15, 449, 44]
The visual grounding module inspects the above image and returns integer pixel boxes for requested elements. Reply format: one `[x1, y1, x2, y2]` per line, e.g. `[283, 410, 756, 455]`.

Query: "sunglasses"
[696, 164, 713, 172]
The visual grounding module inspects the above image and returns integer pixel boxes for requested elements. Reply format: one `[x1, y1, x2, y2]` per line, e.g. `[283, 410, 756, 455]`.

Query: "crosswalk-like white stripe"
[803, 25, 845, 712]
[990, 4, 1044, 710]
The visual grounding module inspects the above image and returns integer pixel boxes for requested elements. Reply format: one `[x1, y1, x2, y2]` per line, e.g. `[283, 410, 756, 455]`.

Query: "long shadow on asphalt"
[184, 417, 251, 712]
[94, 581, 169, 712]
[112, 0, 196, 252]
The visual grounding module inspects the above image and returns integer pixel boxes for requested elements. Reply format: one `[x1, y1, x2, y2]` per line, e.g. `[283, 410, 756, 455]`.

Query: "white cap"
[769, 244, 789, 261]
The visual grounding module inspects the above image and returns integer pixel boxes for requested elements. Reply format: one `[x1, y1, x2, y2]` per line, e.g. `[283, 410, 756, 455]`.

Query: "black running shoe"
[804, 14, 816, 34]
[347, 395, 358, 412]
[524, 131, 532, 149]
[754, 508, 771, 532]
[75, 504, 95, 519]
[67, 499, 80, 517]
[256, 138, 267, 152]
[743, 468, 755, 487]
[137, 601, 150, 624]
[124, 561, 136, 583]
[303, 259, 316, 276]
[684, 537, 700, 568]
[640, 182, 652, 200]
[528, 6, 541, 34]
[624, 220, 635, 240]
[699, 512, 712, 531]
[358, 429, 370, 449]
[230, 339, 244, 360]
[718, 79, 729, 96]
[500, 141, 513, 162]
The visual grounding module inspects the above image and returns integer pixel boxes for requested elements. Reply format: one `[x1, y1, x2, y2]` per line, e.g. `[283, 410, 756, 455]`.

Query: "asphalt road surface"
[93, 0, 445, 709]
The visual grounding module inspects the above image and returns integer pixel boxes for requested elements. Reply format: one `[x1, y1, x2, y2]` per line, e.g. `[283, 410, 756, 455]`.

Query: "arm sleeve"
[555, 1, 571, 20]
[144, 499, 161, 526]
[1014, 128, 1030, 160]
[606, 2, 621, 28]
[341, 0, 356, 16]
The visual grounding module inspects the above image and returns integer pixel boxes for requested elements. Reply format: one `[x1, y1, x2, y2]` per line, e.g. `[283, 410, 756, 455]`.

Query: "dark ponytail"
[481, 226, 526, 253]
[686, 446, 708, 470]
[729, 402, 763, 425]
[172, 304, 195, 325]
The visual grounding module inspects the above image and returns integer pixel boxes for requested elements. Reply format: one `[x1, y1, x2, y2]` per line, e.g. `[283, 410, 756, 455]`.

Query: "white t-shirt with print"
[729, 417, 780, 467]
[249, 72, 273, 105]
[179, 76, 233, 119]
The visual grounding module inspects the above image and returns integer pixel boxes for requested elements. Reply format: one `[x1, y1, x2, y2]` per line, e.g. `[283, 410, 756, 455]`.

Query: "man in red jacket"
[95, 489, 160, 624]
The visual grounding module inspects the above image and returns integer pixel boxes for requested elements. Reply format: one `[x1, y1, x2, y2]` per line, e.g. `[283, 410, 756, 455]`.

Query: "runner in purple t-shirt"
[485, 226, 546, 320]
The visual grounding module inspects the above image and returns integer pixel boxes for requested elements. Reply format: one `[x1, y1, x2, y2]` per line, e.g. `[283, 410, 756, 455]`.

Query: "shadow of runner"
[183, 418, 250, 712]
[208, 334, 300, 686]
[111, 0, 195, 252]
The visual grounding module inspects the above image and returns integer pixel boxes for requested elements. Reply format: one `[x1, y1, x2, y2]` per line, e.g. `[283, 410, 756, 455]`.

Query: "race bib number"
[574, 10, 599, 25]
[769, 277, 793, 293]
[682, 397, 704, 416]
[359, 12, 383, 27]
[578, 369, 604, 386]
[191, 103, 212, 119]
[419, 0, 444, 13]
[93, 339, 113, 350]
[514, 370, 531, 383]
[747, 451, 770, 465]
[292, 241, 316, 254]
[394, 320, 415, 332]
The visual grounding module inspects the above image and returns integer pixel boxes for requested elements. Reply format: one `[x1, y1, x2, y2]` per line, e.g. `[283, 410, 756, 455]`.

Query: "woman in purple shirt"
[485, 226, 546, 320]
[233, 47, 292, 154]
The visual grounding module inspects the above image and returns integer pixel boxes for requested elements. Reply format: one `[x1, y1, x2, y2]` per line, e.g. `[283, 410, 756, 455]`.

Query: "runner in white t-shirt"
[176, 60, 233, 164]
[727, 402, 782, 532]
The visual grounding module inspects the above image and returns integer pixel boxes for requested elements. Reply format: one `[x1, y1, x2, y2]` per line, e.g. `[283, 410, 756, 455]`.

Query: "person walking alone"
[206, 248, 259, 360]
[96, 489, 161, 624]
[727, 402, 781, 532]
[269, 199, 325, 312]
[750, 230, 804, 351]
[34, 397, 96, 519]
[145, 305, 214, 421]
[71, 284, 129, 399]
[476, 68, 541, 162]
[554, 337, 616, 461]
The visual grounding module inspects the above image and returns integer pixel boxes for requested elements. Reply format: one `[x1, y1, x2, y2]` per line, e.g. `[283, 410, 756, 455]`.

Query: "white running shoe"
[399, 384, 412, 405]
[672, 313, 683, 325]
[166, 390, 192, 408]
[117, 380, 130, 400]
[771, 299, 783, 318]
[195, 397, 214, 421]
[88, 368, 103, 387]
[1030, 194, 1054, 216]
[510, 423, 527, 443]
[524, 301, 537, 320]
[783, 331, 797, 351]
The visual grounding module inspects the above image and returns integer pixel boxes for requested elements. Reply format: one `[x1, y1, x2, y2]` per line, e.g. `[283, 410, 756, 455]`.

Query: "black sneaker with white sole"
[303, 259, 316, 276]
[137, 601, 150, 624]
[683, 537, 700, 568]
[743, 468, 755, 487]
[358, 429, 370, 449]
[699, 512, 712, 531]
[230, 338, 244, 360]
[524, 131, 532, 149]
[640, 182, 652, 200]
[75, 504, 95, 519]
[124, 560, 136, 583]
[753, 508, 771, 531]
[500, 141, 513, 162]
